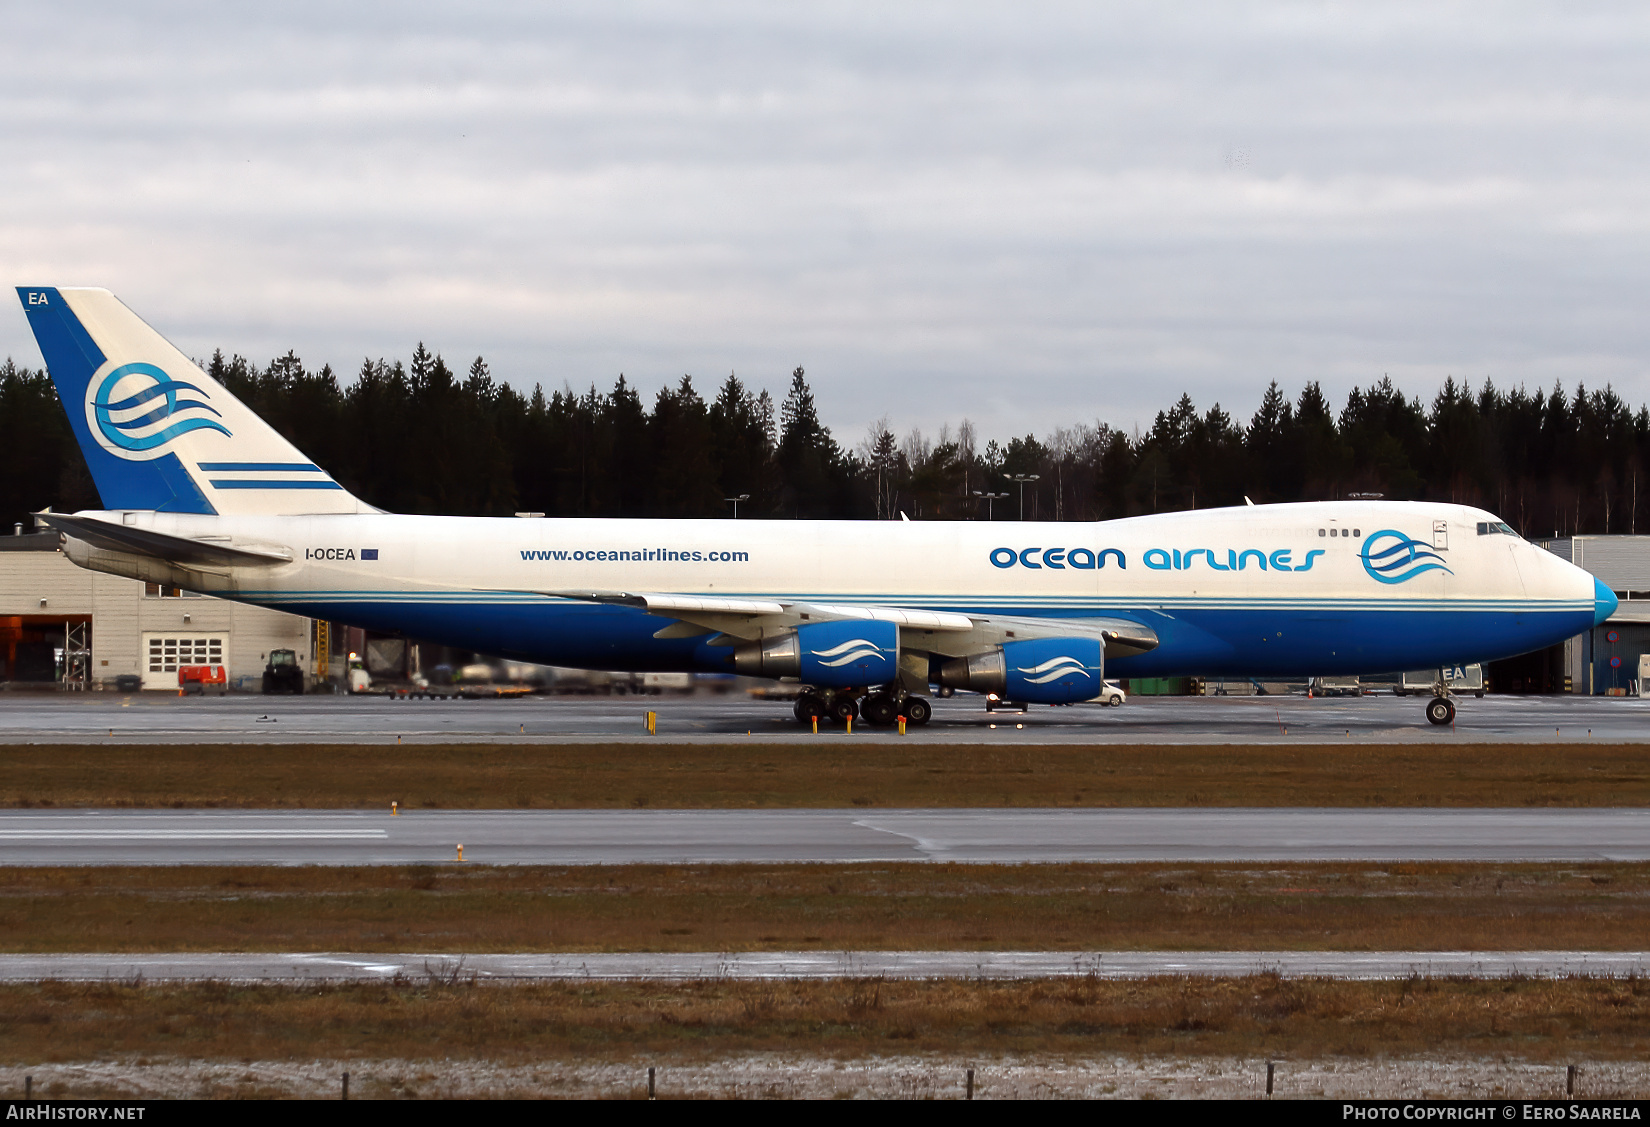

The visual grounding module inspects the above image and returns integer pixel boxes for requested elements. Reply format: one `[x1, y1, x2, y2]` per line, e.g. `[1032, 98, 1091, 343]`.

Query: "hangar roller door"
[141, 633, 227, 690]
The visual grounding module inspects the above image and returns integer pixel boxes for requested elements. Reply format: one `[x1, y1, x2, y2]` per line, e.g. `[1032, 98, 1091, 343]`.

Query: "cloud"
[3, 1, 1650, 442]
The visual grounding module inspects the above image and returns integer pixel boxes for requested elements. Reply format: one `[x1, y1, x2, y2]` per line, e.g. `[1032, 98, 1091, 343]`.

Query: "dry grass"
[9, 1054, 1650, 1100]
[1, 742, 1647, 808]
[3, 976, 1649, 1064]
[0, 862, 1647, 953]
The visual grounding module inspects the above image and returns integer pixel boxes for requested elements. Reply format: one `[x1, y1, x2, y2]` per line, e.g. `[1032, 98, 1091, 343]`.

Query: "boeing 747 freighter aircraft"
[15, 287, 1617, 727]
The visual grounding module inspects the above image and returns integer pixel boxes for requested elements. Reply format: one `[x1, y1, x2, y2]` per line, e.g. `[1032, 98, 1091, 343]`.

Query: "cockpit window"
[1476, 521, 1520, 538]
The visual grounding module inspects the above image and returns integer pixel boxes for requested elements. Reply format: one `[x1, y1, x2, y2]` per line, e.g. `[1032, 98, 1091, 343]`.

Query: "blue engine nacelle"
[731, 619, 899, 687]
[937, 637, 1104, 704]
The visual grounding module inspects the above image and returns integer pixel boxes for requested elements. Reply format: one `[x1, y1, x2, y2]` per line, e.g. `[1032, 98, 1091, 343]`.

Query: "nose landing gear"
[1425, 695, 1456, 726]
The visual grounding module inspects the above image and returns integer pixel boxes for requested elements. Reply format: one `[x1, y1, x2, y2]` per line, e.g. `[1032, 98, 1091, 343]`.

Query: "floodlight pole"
[724, 493, 750, 519]
[972, 490, 1008, 520]
[1006, 474, 1040, 521]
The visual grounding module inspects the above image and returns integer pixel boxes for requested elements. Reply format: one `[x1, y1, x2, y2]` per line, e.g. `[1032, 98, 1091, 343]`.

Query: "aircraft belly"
[1108, 605, 1595, 677]
[234, 592, 1593, 681]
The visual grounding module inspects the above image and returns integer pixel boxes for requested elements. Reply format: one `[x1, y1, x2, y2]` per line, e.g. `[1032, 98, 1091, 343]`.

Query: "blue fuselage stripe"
[230, 595, 1591, 678]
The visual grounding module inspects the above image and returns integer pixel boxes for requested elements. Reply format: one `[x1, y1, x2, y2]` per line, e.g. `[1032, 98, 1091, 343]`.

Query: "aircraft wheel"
[794, 692, 828, 725]
[903, 696, 933, 726]
[861, 692, 900, 727]
[1425, 697, 1455, 726]
[829, 695, 859, 724]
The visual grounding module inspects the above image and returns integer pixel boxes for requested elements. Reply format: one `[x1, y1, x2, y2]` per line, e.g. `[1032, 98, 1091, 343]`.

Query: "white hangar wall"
[0, 532, 312, 690]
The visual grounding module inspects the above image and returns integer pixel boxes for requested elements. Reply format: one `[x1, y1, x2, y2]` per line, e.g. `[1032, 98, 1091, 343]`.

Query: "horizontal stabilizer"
[37, 512, 292, 567]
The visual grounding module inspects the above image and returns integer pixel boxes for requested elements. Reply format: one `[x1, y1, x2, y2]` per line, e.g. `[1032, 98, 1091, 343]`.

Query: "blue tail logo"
[89, 362, 231, 456]
[1360, 529, 1453, 585]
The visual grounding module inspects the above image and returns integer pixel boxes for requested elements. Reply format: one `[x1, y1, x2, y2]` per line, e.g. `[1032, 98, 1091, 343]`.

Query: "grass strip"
[2, 862, 1647, 953]
[2, 742, 1648, 808]
[4, 977, 1649, 1063]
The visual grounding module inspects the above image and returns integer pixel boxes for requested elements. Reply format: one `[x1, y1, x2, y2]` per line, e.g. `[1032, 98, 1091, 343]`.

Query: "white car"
[988, 680, 1127, 710]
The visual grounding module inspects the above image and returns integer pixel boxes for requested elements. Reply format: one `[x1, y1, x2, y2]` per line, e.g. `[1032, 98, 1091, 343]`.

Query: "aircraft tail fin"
[15, 287, 372, 516]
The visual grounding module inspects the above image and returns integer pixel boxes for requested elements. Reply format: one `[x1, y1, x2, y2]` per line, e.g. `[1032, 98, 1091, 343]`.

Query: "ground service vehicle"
[347, 653, 371, 694]
[261, 649, 303, 694]
[18, 287, 1618, 729]
[177, 664, 227, 694]
[1398, 664, 1485, 698]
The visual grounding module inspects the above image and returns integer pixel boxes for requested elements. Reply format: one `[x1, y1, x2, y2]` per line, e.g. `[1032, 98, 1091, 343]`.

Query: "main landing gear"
[793, 687, 931, 728]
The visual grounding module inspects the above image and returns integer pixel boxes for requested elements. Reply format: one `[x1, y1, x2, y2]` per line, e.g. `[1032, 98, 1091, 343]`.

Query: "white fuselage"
[63, 500, 1606, 679]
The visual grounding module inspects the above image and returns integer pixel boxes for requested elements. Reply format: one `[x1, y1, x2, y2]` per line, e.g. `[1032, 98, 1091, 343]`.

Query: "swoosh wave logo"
[810, 639, 889, 667]
[91, 361, 231, 454]
[1015, 656, 1095, 684]
[1360, 529, 1454, 585]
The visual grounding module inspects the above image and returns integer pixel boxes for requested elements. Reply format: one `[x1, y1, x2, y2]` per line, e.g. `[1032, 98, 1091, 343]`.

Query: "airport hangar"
[2, 524, 1649, 696]
[0, 529, 311, 691]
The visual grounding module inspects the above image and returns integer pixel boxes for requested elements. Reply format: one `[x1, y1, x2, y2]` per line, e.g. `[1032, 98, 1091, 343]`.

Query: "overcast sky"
[4, 1, 1650, 445]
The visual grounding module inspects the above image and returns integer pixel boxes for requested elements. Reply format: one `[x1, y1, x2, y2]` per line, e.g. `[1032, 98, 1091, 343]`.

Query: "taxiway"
[0, 691, 1646, 744]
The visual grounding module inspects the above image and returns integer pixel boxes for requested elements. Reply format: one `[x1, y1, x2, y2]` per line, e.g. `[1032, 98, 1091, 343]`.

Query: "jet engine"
[937, 637, 1103, 704]
[732, 619, 899, 687]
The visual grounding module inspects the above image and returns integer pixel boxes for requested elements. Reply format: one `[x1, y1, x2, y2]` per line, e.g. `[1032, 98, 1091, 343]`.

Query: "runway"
[3, 807, 1647, 865]
[2, 691, 1648, 744]
[2, 949, 1645, 983]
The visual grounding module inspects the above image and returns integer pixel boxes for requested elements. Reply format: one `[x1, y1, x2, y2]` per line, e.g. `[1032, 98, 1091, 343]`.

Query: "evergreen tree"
[776, 367, 840, 517]
[651, 376, 719, 516]
[0, 360, 96, 529]
[1246, 381, 1296, 501]
[707, 374, 775, 513]
[16, 336, 1650, 535]
[1294, 381, 1351, 495]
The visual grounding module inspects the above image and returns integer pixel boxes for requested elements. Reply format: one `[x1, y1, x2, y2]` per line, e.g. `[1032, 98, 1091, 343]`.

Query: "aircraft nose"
[1594, 577, 1619, 626]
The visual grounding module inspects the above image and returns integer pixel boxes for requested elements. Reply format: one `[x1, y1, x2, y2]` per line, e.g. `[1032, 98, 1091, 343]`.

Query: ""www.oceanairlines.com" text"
[520, 548, 749, 563]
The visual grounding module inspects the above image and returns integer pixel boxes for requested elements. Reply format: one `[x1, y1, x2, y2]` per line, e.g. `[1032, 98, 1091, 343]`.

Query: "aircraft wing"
[36, 512, 293, 567]
[539, 589, 1158, 656]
